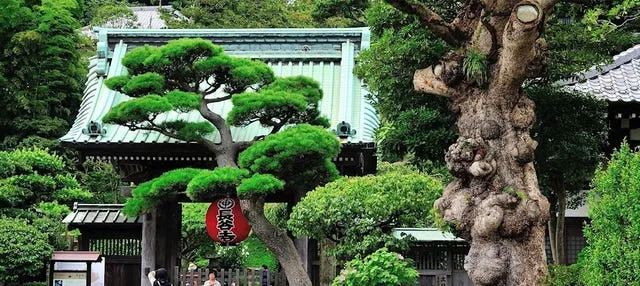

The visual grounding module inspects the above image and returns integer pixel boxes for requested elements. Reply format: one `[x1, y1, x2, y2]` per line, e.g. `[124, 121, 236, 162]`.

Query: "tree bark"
[240, 196, 312, 286]
[548, 200, 558, 264]
[555, 186, 566, 265]
[399, 0, 554, 285]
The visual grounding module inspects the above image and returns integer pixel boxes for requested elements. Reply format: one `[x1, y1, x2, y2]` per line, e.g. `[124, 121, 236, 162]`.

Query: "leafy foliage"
[164, 0, 316, 29]
[579, 143, 640, 285]
[90, 3, 139, 28]
[0, 0, 83, 148]
[311, 0, 369, 27]
[288, 166, 443, 261]
[186, 167, 249, 201]
[124, 168, 203, 216]
[542, 264, 582, 286]
[0, 147, 91, 208]
[531, 86, 608, 209]
[242, 234, 278, 270]
[0, 218, 53, 284]
[78, 160, 123, 203]
[463, 50, 488, 86]
[331, 248, 418, 286]
[355, 1, 455, 169]
[237, 174, 284, 198]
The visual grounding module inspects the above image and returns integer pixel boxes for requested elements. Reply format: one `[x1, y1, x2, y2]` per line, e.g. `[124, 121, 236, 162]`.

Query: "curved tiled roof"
[61, 28, 379, 147]
[559, 44, 640, 102]
[62, 203, 141, 225]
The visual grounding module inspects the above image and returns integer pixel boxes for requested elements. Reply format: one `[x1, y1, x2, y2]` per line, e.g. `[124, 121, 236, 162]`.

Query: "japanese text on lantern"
[216, 198, 236, 243]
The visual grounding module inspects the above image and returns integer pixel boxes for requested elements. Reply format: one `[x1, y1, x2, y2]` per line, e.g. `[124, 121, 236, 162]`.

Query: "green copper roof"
[61, 28, 378, 146]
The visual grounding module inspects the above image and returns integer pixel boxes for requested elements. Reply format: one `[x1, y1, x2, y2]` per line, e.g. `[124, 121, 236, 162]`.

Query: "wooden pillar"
[141, 210, 157, 286]
[319, 239, 336, 286]
[155, 202, 182, 280]
[294, 236, 310, 272]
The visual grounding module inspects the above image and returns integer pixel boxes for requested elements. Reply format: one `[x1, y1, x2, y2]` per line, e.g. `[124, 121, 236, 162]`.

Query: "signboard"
[205, 197, 251, 244]
[53, 258, 105, 286]
[53, 272, 85, 286]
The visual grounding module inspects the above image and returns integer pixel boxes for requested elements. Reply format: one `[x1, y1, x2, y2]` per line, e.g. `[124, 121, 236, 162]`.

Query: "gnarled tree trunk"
[240, 196, 312, 286]
[215, 153, 312, 286]
[387, 0, 555, 284]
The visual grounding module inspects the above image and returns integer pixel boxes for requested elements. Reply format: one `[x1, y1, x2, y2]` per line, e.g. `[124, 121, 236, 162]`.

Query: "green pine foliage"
[157, 121, 215, 142]
[288, 166, 443, 261]
[186, 167, 249, 201]
[124, 168, 203, 216]
[103, 95, 174, 125]
[239, 124, 340, 192]
[121, 73, 165, 97]
[331, 248, 419, 286]
[237, 174, 284, 198]
[579, 143, 640, 285]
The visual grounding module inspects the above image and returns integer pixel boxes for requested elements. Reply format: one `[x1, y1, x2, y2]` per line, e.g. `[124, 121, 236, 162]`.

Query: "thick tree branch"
[203, 94, 231, 103]
[386, 0, 462, 46]
[198, 99, 234, 154]
[491, 1, 546, 97]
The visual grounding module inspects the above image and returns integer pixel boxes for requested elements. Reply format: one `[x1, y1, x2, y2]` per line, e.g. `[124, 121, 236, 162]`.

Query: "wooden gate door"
[105, 256, 141, 286]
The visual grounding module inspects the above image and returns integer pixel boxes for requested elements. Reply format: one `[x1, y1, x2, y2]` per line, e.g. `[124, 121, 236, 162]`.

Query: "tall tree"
[355, 1, 457, 168]
[109, 39, 338, 286]
[0, 0, 84, 149]
[380, 0, 637, 284]
[529, 86, 608, 265]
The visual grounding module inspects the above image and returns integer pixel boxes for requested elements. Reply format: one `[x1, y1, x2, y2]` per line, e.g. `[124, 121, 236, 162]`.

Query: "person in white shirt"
[203, 272, 221, 286]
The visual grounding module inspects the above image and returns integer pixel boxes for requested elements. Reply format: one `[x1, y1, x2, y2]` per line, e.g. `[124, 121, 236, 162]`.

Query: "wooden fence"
[174, 267, 288, 286]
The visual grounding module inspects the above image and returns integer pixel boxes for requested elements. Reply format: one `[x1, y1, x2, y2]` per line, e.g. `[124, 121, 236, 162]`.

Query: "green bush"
[331, 248, 418, 286]
[542, 264, 582, 286]
[241, 235, 278, 270]
[0, 218, 53, 284]
[578, 143, 640, 285]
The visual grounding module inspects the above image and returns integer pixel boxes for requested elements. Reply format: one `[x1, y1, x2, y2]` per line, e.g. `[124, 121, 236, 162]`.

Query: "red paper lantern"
[205, 197, 251, 244]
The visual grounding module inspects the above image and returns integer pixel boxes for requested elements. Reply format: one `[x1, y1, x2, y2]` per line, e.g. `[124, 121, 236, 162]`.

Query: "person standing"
[203, 272, 221, 286]
[148, 268, 172, 286]
[261, 265, 269, 286]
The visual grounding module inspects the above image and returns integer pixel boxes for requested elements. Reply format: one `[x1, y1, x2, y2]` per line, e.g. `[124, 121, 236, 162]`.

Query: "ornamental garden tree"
[289, 163, 444, 262]
[106, 38, 339, 286]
